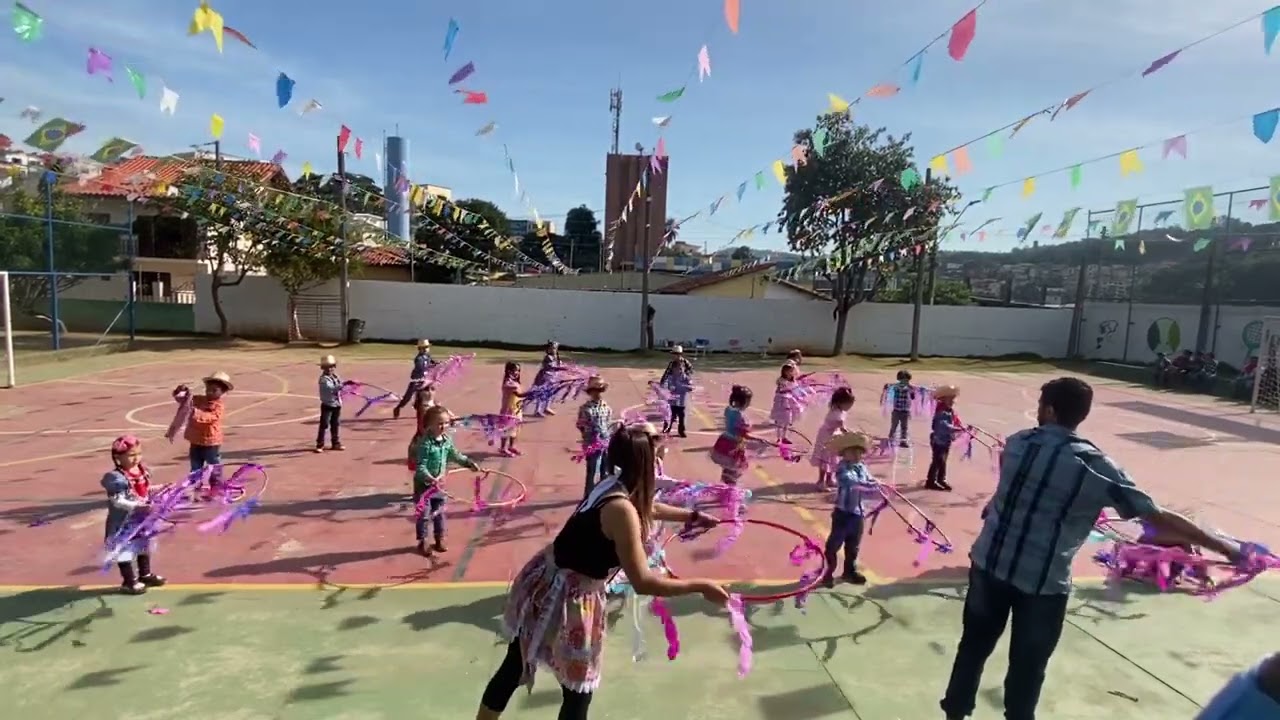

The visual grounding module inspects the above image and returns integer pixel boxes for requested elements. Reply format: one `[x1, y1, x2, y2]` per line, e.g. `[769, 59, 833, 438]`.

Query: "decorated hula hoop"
[759, 427, 813, 463]
[412, 468, 528, 521]
[663, 518, 827, 604]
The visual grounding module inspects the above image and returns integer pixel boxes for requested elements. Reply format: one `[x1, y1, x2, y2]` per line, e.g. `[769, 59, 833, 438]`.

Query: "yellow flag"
[929, 154, 949, 176]
[1119, 149, 1143, 176]
[301, 161, 313, 177]
[827, 93, 850, 113]
[190, 2, 225, 52]
[209, 113, 224, 139]
[771, 159, 787, 185]
[1021, 177, 1036, 198]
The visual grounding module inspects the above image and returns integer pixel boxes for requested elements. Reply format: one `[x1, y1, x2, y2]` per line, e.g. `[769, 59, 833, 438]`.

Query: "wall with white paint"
[1081, 301, 1280, 367]
[193, 275, 1075, 357]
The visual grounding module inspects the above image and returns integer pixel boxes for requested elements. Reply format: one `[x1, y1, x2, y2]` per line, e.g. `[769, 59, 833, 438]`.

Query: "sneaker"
[899, 441, 910, 449]
[120, 582, 147, 595]
[314, 446, 324, 453]
[678, 431, 688, 438]
[139, 574, 166, 587]
[415, 541, 429, 557]
[937, 480, 953, 492]
[820, 575, 835, 589]
[842, 571, 867, 585]
[509, 447, 523, 456]
[544, 409, 556, 416]
[433, 539, 448, 553]
[331, 444, 345, 451]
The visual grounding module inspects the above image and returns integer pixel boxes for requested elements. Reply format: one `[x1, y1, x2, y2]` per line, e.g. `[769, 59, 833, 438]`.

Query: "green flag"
[1019, 212, 1042, 241]
[1054, 207, 1081, 238]
[89, 137, 138, 164]
[1069, 164, 1082, 189]
[656, 87, 685, 102]
[23, 117, 85, 152]
[1269, 176, 1280, 221]
[754, 171, 765, 190]
[1113, 199, 1137, 236]
[986, 133, 1003, 158]
[125, 67, 146, 98]
[980, 187, 993, 202]
[900, 167, 921, 189]
[1184, 186, 1214, 230]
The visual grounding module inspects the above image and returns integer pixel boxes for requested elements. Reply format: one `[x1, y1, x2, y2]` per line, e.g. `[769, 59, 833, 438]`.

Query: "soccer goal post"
[1249, 316, 1280, 413]
[1, 271, 15, 388]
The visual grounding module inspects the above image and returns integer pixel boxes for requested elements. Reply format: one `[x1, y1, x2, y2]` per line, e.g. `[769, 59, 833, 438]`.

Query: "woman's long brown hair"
[606, 426, 656, 537]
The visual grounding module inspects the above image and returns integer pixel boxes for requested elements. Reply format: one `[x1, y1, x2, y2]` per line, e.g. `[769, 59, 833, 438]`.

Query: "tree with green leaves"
[0, 186, 125, 314]
[778, 112, 959, 354]
[730, 245, 754, 260]
[563, 205, 602, 271]
[877, 278, 973, 305]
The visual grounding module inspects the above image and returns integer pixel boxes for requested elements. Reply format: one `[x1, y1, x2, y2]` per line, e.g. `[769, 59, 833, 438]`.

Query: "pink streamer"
[425, 353, 475, 386]
[165, 391, 192, 443]
[649, 597, 680, 660]
[571, 438, 607, 463]
[726, 594, 753, 677]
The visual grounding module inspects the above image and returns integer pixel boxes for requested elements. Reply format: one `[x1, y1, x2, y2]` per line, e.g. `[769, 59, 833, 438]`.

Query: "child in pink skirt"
[812, 386, 855, 490]
[770, 362, 812, 443]
[711, 384, 756, 485]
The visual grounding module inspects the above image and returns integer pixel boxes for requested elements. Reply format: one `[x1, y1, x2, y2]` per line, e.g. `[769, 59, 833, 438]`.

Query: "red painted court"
[1, 354, 1277, 590]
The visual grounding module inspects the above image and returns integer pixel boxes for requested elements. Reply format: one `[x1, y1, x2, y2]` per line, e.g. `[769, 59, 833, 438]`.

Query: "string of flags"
[614, 2, 986, 263]
[5, 2, 552, 273]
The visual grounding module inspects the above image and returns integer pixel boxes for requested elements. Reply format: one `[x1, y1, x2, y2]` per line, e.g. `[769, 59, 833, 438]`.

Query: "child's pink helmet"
[111, 435, 141, 454]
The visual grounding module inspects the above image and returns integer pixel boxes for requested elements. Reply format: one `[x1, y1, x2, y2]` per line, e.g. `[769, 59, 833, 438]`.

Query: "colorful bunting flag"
[224, 26, 255, 48]
[754, 171, 765, 190]
[1162, 135, 1187, 159]
[1266, 7, 1280, 54]
[827, 93, 850, 113]
[771, 159, 787, 185]
[910, 53, 924, 84]
[1154, 210, 1174, 225]
[1253, 108, 1279, 143]
[22, 117, 84, 152]
[448, 62, 476, 85]
[89, 137, 138, 164]
[812, 127, 829, 157]
[1069, 164, 1082, 189]
[247, 133, 260, 156]
[652, 116, 671, 127]
[1113, 199, 1137, 235]
[1184, 186, 1214, 230]
[276, 73, 294, 108]
[271, 150, 287, 164]
[1053, 207, 1080, 238]
[1271, 176, 1280, 220]
[354, 138, 363, 159]
[948, 9, 978, 61]
[459, 91, 486, 105]
[1118, 149, 1143, 176]
[900, 167, 920, 190]
[1142, 50, 1180, 76]
[87, 48, 112, 79]
[338, 125, 351, 153]
[210, 113, 224, 140]
[1021, 177, 1035, 198]
[1017, 212, 1042, 240]
[953, 146, 972, 174]
[724, 0, 740, 33]
[657, 87, 685, 102]
[125, 67, 146, 98]
[444, 18, 460, 60]
[986, 133, 1003, 157]
[299, 99, 323, 115]
[188, 1, 225, 53]
[866, 84, 899, 98]
[476, 121, 496, 136]
[12, 2, 42, 42]
[1193, 238, 1211, 252]
[160, 86, 179, 115]
[698, 46, 711, 81]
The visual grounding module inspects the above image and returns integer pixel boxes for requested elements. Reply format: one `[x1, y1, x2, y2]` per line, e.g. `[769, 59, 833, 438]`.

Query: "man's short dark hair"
[1040, 377, 1093, 429]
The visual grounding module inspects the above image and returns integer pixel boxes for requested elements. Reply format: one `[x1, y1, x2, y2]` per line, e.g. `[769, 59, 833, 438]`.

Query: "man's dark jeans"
[940, 565, 1069, 720]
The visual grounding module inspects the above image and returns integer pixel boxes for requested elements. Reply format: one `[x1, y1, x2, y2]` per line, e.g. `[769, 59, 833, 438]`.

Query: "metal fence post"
[1196, 192, 1231, 352]
[1121, 206, 1145, 363]
[126, 200, 137, 342]
[43, 174, 60, 351]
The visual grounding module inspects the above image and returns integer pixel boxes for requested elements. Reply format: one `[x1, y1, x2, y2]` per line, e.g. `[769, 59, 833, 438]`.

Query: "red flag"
[338, 125, 351, 153]
[461, 90, 487, 104]
[354, 137, 363, 159]
[948, 9, 978, 61]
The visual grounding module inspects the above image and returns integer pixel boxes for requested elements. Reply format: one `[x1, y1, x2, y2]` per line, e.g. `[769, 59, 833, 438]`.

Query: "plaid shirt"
[970, 424, 1158, 595]
[577, 400, 613, 444]
[318, 373, 343, 406]
[833, 460, 878, 516]
[184, 396, 224, 447]
[887, 382, 913, 413]
[413, 434, 473, 490]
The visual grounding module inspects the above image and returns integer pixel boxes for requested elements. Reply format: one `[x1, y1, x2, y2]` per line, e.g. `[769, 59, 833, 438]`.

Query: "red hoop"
[663, 518, 826, 603]
[416, 468, 527, 513]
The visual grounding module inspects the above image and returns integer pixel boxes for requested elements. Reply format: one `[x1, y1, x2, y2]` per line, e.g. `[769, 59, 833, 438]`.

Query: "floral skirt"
[810, 425, 839, 470]
[710, 436, 747, 472]
[502, 547, 608, 693]
[770, 394, 798, 427]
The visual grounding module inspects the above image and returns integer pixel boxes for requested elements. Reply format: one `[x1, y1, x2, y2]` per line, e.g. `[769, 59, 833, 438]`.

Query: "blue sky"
[3, 0, 1280, 255]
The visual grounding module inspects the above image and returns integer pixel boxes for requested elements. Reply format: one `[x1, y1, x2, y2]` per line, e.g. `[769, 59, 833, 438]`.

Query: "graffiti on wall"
[1146, 317, 1182, 356]
[1094, 320, 1119, 350]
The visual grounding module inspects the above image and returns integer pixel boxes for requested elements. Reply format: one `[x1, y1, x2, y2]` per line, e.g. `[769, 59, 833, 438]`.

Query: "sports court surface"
[0, 343, 1277, 719]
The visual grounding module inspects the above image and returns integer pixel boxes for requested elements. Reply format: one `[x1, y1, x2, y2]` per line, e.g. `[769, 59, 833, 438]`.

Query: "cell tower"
[608, 88, 622, 155]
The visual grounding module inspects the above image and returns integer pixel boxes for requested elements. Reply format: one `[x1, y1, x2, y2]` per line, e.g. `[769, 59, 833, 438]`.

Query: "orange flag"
[866, 84, 899, 98]
[724, 0, 740, 33]
[953, 146, 973, 175]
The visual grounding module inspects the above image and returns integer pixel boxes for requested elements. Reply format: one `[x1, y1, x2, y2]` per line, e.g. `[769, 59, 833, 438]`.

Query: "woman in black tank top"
[477, 425, 731, 720]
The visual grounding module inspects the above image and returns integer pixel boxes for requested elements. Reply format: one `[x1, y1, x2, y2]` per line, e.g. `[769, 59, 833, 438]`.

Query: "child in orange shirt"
[174, 371, 233, 491]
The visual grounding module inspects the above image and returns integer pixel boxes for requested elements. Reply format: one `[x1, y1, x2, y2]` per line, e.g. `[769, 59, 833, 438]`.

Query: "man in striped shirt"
[940, 377, 1241, 720]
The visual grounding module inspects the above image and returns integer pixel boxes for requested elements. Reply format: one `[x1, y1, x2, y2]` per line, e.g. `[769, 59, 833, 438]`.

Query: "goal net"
[1250, 316, 1280, 413]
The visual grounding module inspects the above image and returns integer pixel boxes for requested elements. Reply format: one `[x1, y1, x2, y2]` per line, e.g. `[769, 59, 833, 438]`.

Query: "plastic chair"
[693, 338, 711, 357]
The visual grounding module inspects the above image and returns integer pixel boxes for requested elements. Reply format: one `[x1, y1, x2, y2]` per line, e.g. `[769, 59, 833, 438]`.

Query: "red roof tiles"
[61, 156, 287, 198]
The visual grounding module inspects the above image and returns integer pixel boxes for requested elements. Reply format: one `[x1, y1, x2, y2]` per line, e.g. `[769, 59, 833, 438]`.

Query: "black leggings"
[481, 640, 593, 719]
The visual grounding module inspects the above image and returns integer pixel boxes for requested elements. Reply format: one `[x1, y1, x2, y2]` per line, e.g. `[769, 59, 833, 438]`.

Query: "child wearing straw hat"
[174, 371, 232, 479]
[822, 431, 882, 587]
[576, 376, 613, 497]
[925, 385, 963, 492]
[658, 345, 694, 437]
[393, 339, 434, 419]
[316, 355, 345, 452]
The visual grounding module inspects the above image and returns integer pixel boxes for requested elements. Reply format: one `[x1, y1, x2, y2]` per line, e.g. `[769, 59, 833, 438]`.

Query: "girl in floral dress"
[475, 425, 728, 720]
[499, 362, 527, 457]
[769, 362, 812, 443]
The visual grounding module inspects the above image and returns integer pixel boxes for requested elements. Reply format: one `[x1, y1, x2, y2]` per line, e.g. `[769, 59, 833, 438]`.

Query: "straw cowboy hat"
[417, 339, 431, 349]
[586, 376, 609, 392]
[826, 431, 871, 453]
[670, 344, 684, 354]
[933, 384, 960, 399]
[319, 355, 337, 367]
[202, 371, 234, 392]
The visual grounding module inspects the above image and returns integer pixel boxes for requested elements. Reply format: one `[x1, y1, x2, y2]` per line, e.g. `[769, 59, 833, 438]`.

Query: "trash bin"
[346, 318, 366, 344]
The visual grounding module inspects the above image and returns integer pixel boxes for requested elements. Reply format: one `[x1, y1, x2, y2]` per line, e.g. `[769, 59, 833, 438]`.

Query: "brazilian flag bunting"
[1184, 186, 1214, 230]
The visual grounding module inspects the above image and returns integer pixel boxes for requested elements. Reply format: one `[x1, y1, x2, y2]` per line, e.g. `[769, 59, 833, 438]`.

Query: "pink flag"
[948, 9, 978, 61]
[458, 90, 487, 104]
[697, 45, 711, 81]
[338, 124, 351, 153]
[866, 84, 899, 98]
[247, 133, 261, 156]
[1162, 135, 1187, 159]
[354, 137, 363, 159]
[87, 48, 113, 80]
[1231, 237, 1254, 251]
[656, 137, 667, 158]
[1249, 198, 1267, 210]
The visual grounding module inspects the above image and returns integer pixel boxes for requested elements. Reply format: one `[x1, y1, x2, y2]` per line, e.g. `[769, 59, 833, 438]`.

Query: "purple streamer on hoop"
[452, 413, 521, 445]
[864, 483, 953, 566]
[339, 380, 401, 418]
[101, 466, 210, 570]
[425, 353, 475, 387]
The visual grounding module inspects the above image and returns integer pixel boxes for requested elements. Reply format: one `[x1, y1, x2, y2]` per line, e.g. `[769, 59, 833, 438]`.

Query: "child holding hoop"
[812, 386, 855, 491]
[530, 341, 562, 417]
[711, 384, 756, 485]
[102, 436, 166, 595]
[413, 405, 483, 556]
[658, 345, 694, 437]
[393, 339, 434, 419]
[822, 432, 880, 587]
[476, 425, 728, 720]
[770, 362, 812, 444]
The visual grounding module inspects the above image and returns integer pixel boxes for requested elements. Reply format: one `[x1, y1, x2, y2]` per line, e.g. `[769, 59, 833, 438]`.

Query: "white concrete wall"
[1082, 301, 1280, 367]
[193, 275, 1077, 357]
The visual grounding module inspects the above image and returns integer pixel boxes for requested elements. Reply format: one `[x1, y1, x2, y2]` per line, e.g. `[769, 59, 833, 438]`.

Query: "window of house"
[132, 215, 199, 259]
[133, 271, 173, 299]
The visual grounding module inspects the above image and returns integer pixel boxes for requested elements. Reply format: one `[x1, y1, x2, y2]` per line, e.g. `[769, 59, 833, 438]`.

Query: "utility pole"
[336, 134, 350, 337]
[926, 245, 938, 305]
[213, 140, 222, 170]
[608, 88, 623, 155]
[908, 168, 932, 361]
[640, 155, 652, 351]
